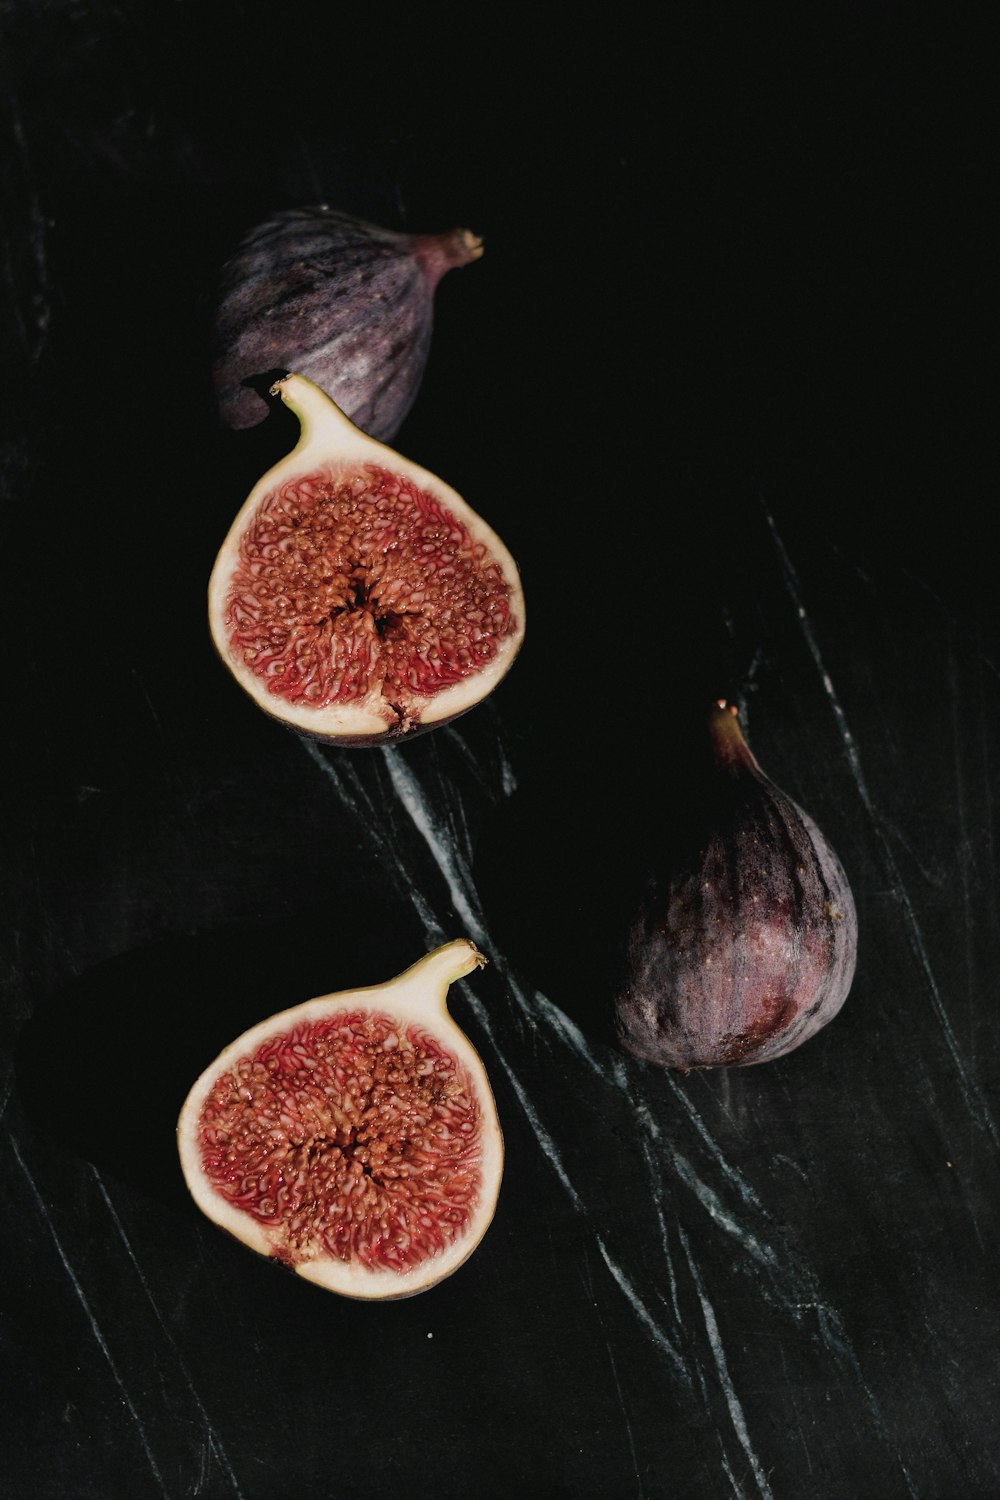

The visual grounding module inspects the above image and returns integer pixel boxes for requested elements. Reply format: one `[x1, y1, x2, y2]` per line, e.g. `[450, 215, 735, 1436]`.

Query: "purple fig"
[615, 701, 858, 1070]
[212, 206, 483, 436]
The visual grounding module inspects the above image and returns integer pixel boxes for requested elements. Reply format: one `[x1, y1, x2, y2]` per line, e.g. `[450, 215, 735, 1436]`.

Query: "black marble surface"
[2, 7, 997, 1498]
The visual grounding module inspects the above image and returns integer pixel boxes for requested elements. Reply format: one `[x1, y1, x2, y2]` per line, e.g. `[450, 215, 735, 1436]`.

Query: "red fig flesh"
[208, 374, 524, 745]
[177, 941, 503, 1299]
[615, 702, 858, 1070]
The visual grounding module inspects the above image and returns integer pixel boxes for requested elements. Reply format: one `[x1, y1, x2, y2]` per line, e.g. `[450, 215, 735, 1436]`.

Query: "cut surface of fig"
[177, 941, 503, 1299]
[209, 375, 524, 744]
[227, 461, 514, 709]
[614, 701, 858, 1071]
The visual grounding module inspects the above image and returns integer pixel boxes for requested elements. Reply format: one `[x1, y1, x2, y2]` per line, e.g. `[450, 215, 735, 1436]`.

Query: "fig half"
[177, 940, 503, 1300]
[615, 701, 858, 1069]
[209, 374, 524, 744]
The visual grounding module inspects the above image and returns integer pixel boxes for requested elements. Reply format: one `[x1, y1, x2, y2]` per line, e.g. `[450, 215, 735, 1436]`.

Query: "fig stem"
[269, 373, 363, 453]
[709, 699, 757, 771]
[401, 939, 488, 998]
[414, 228, 485, 288]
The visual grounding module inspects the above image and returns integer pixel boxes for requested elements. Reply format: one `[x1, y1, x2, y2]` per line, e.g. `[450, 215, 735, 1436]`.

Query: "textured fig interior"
[197, 1009, 483, 1274]
[225, 463, 516, 715]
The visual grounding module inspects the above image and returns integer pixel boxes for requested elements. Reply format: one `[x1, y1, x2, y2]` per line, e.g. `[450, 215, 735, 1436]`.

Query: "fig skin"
[615, 702, 858, 1070]
[212, 206, 483, 436]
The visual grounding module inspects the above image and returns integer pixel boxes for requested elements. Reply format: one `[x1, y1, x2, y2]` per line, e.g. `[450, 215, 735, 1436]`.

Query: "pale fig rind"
[212, 206, 483, 436]
[177, 940, 503, 1300]
[208, 373, 525, 746]
[615, 702, 858, 1070]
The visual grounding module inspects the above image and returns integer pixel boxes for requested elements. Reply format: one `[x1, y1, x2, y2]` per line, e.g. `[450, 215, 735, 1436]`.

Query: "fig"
[615, 701, 858, 1070]
[177, 940, 503, 1300]
[212, 205, 483, 436]
[208, 373, 524, 744]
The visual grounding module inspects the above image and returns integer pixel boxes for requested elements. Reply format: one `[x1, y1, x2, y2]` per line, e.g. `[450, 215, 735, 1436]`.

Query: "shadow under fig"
[15, 904, 417, 1209]
[474, 694, 726, 1051]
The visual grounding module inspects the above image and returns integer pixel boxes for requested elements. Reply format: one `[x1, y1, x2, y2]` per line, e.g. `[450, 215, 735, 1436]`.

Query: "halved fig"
[177, 940, 503, 1300]
[209, 374, 524, 744]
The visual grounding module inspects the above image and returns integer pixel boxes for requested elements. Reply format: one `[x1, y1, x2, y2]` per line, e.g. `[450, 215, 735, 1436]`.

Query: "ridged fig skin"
[615, 703, 858, 1070]
[212, 207, 483, 436]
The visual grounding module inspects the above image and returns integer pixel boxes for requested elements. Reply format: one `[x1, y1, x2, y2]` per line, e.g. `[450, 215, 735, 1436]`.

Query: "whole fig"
[615, 702, 858, 1070]
[212, 206, 483, 436]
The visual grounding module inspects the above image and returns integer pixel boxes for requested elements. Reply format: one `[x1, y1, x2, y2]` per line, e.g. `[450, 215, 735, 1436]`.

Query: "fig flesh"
[177, 940, 503, 1300]
[212, 206, 483, 437]
[208, 373, 524, 745]
[615, 702, 858, 1070]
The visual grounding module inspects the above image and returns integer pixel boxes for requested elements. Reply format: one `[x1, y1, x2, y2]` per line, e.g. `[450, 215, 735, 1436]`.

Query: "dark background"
[1, 6, 996, 1498]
